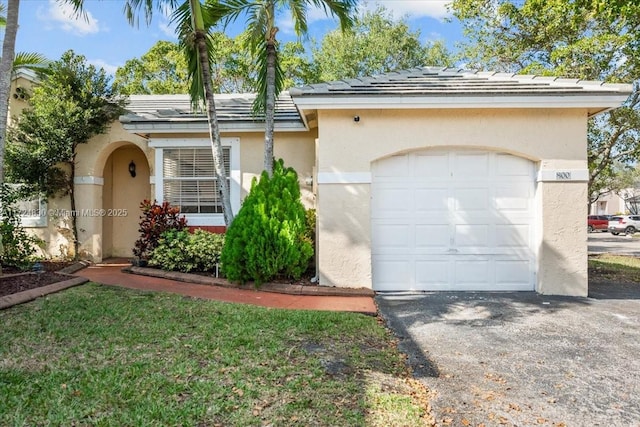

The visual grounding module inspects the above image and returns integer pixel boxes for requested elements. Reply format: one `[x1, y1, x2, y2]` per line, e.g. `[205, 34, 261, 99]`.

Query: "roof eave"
[290, 94, 631, 117]
[120, 120, 307, 134]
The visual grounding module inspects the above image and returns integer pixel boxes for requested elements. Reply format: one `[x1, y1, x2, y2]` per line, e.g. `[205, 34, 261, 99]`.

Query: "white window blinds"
[163, 148, 230, 214]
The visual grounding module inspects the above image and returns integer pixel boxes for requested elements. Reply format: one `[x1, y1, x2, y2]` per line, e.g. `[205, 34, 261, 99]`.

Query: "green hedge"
[221, 159, 313, 286]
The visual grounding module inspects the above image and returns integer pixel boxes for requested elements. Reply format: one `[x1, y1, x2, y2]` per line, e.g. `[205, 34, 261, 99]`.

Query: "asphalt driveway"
[376, 287, 640, 426]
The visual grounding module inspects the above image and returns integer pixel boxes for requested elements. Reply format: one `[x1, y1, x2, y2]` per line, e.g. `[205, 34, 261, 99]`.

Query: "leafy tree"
[222, 0, 358, 176]
[310, 7, 453, 82]
[65, 0, 236, 225]
[450, 0, 639, 207]
[114, 40, 190, 95]
[6, 50, 125, 258]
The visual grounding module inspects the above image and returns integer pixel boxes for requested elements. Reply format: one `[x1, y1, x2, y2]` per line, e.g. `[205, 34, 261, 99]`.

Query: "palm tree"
[222, 0, 357, 175]
[65, 0, 235, 225]
[0, 0, 20, 185]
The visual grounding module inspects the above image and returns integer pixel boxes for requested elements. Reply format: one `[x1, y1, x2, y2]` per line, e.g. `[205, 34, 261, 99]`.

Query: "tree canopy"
[7, 50, 125, 257]
[310, 7, 452, 82]
[451, 0, 639, 206]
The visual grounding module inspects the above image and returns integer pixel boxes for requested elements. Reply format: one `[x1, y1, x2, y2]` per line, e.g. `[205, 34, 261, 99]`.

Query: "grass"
[588, 254, 640, 282]
[0, 283, 433, 426]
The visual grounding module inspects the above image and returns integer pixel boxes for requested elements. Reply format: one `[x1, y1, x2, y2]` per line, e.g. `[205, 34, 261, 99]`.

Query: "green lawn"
[589, 254, 640, 283]
[0, 284, 432, 426]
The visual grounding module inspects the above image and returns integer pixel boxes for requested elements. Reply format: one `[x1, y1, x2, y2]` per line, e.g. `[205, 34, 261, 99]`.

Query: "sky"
[11, 0, 464, 76]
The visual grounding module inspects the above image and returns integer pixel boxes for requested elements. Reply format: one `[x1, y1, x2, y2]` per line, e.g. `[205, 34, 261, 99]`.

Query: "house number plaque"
[555, 171, 572, 180]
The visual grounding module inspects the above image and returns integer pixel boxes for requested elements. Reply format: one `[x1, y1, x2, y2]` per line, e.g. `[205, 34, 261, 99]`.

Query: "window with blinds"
[163, 148, 231, 214]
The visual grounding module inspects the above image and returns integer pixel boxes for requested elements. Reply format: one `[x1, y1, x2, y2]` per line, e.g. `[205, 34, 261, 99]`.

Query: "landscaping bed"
[0, 262, 88, 308]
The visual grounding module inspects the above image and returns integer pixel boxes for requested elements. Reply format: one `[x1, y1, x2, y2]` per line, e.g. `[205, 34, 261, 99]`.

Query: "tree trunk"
[189, 0, 234, 226]
[0, 0, 20, 272]
[69, 155, 80, 260]
[0, 0, 19, 185]
[264, 32, 277, 176]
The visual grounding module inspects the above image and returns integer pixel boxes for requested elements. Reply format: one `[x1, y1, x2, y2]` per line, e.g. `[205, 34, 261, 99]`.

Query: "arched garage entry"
[371, 149, 536, 292]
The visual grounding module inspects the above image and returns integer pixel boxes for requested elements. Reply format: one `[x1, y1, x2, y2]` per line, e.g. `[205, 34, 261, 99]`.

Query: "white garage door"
[371, 150, 536, 292]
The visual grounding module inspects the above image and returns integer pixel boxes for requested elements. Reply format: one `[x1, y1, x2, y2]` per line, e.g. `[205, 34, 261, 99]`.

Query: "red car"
[588, 215, 609, 232]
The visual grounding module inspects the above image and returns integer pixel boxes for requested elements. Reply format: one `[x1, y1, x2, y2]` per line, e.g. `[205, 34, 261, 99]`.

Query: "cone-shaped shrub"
[221, 159, 313, 286]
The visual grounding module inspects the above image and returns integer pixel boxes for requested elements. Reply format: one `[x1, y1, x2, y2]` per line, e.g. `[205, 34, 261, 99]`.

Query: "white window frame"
[6, 185, 48, 228]
[150, 137, 240, 226]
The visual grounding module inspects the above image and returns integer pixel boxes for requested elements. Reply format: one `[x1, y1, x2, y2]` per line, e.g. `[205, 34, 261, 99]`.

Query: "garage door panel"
[415, 225, 449, 248]
[373, 258, 412, 288]
[454, 224, 489, 247]
[495, 224, 530, 247]
[496, 153, 532, 177]
[415, 188, 448, 211]
[454, 188, 490, 210]
[372, 149, 535, 292]
[414, 153, 450, 177]
[416, 260, 449, 286]
[454, 259, 491, 284]
[374, 155, 409, 177]
[373, 187, 412, 213]
[454, 153, 490, 177]
[372, 224, 411, 250]
[495, 259, 531, 285]
[495, 184, 532, 211]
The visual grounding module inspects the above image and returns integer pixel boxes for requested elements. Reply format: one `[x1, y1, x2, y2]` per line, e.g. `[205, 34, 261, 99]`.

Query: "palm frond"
[123, 0, 180, 27]
[13, 52, 51, 75]
[171, 0, 223, 110]
[0, 3, 6, 27]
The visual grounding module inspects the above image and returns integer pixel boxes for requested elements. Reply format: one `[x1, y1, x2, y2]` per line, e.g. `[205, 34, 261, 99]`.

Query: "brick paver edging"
[0, 275, 89, 310]
[124, 266, 375, 297]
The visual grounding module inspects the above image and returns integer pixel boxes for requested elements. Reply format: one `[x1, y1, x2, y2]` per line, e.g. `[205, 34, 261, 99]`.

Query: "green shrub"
[0, 185, 43, 270]
[221, 159, 313, 286]
[149, 229, 224, 273]
[133, 200, 187, 260]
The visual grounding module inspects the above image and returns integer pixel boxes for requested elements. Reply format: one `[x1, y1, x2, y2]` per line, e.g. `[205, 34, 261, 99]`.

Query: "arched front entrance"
[102, 145, 150, 258]
[371, 148, 536, 292]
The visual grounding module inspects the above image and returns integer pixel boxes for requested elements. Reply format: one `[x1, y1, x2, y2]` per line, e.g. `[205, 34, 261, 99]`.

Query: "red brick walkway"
[76, 265, 377, 315]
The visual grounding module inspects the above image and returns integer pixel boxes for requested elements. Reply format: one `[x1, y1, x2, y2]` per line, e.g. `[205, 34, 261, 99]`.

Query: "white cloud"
[158, 20, 178, 39]
[360, 0, 453, 21]
[38, 0, 102, 36]
[88, 59, 119, 76]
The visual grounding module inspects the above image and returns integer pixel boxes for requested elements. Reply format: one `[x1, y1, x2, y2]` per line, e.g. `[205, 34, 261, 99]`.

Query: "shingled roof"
[289, 67, 632, 118]
[120, 92, 305, 133]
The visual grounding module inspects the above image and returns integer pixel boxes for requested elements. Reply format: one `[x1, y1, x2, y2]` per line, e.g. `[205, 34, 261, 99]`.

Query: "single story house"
[9, 67, 632, 296]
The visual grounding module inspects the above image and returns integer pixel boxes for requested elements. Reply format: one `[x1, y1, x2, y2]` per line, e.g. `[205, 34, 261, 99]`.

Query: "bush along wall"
[149, 229, 224, 275]
[221, 159, 313, 286]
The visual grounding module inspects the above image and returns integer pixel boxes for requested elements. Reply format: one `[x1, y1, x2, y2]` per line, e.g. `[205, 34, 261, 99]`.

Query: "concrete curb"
[0, 275, 89, 310]
[124, 266, 375, 297]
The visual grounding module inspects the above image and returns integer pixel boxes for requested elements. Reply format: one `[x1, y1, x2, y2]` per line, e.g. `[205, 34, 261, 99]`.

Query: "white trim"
[317, 172, 372, 184]
[149, 137, 239, 148]
[292, 94, 630, 112]
[537, 169, 589, 182]
[124, 122, 306, 134]
[149, 176, 156, 185]
[153, 138, 241, 223]
[74, 176, 104, 185]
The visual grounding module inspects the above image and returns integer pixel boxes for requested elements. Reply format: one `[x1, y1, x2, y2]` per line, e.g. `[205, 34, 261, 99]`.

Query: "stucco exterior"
[314, 108, 590, 295]
[9, 67, 631, 296]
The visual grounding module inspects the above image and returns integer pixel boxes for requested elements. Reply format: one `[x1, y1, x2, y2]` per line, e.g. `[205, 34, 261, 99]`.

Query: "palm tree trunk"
[0, 0, 19, 185]
[0, 0, 20, 272]
[189, 0, 234, 225]
[264, 31, 277, 176]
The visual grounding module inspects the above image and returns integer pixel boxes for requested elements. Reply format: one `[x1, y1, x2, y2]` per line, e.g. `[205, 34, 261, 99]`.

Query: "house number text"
[555, 171, 572, 180]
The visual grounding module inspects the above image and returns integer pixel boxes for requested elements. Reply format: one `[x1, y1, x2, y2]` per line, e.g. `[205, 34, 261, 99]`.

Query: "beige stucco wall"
[315, 108, 589, 296]
[35, 125, 315, 262]
[238, 131, 316, 207]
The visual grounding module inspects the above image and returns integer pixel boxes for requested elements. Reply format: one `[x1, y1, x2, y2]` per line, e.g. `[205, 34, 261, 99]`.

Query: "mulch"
[0, 262, 76, 298]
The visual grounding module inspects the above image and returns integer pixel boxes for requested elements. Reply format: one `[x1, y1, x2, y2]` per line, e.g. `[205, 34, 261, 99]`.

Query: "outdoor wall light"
[353, 115, 360, 123]
[129, 160, 136, 178]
